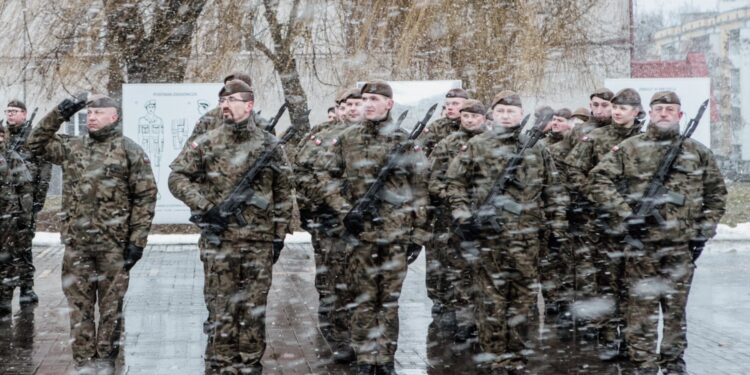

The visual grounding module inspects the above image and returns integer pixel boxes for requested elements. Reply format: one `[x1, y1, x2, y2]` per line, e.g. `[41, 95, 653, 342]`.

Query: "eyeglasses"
[218, 97, 249, 104]
[4, 109, 23, 115]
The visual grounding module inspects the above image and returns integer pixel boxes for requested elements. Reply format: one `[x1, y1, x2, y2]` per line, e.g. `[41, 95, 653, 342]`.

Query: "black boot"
[376, 362, 397, 375]
[356, 364, 376, 375]
[332, 343, 355, 364]
[19, 288, 38, 306]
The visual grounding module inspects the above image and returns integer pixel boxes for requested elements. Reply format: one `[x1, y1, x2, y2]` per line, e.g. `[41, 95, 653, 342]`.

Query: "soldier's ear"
[386, 98, 394, 110]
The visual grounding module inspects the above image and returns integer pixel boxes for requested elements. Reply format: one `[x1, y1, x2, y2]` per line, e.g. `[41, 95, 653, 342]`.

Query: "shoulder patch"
[460, 144, 468, 151]
[423, 127, 430, 133]
[143, 154, 151, 164]
[611, 145, 620, 153]
[190, 141, 199, 149]
[581, 136, 590, 142]
[315, 139, 322, 146]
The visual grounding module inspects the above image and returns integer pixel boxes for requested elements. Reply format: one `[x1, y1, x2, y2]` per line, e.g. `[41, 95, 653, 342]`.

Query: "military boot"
[355, 364, 376, 375]
[376, 362, 397, 375]
[332, 342, 355, 364]
[19, 287, 38, 306]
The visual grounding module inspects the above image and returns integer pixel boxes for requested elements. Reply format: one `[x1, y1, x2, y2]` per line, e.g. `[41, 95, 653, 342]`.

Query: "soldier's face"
[327, 111, 337, 122]
[362, 93, 393, 121]
[346, 98, 365, 123]
[87, 107, 119, 132]
[460, 112, 485, 131]
[550, 116, 572, 134]
[492, 105, 524, 128]
[649, 104, 683, 129]
[336, 103, 347, 119]
[590, 97, 612, 120]
[444, 98, 466, 119]
[611, 104, 640, 126]
[4, 106, 26, 126]
[219, 93, 254, 123]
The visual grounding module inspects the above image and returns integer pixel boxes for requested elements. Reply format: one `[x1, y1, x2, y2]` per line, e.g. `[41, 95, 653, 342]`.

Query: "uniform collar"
[645, 122, 679, 141]
[88, 121, 122, 142]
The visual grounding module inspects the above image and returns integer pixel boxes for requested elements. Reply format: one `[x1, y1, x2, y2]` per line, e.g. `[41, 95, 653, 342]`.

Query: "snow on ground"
[32, 223, 750, 247]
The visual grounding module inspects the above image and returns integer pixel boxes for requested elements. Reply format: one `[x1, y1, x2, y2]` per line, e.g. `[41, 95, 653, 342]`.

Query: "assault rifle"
[190, 112, 293, 245]
[264, 102, 288, 133]
[623, 99, 709, 250]
[9, 108, 38, 153]
[342, 104, 437, 235]
[454, 110, 548, 240]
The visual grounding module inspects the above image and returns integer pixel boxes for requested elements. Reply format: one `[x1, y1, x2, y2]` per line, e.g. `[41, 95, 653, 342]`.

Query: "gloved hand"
[689, 237, 707, 263]
[453, 218, 480, 242]
[57, 97, 87, 121]
[124, 244, 144, 272]
[201, 206, 229, 229]
[625, 215, 648, 239]
[343, 211, 364, 236]
[272, 239, 284, 264]
[32, 202, 44, 214]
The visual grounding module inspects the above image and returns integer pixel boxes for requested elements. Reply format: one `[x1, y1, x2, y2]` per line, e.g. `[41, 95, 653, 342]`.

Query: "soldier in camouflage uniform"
[326, 106, 337, 122]
[426, 99, 488, 349]
[169, 80, 293, 375]
[28, 94, 157, 374]
[419, 88, 468, 316]
[321, 81, 430, 375]
[3, 100, 50, 306]
[445, 91, 568, 374]
[565, 88, 645, 360]
[570, 107, 590, 127]
[0, 123, 34, 318]
[293, 88, 360, 363]
[588, 91, 726, 374]
[181, 72, 271, 336]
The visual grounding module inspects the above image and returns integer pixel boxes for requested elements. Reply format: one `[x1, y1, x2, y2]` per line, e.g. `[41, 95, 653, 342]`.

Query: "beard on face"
[593, 115, 611, 125]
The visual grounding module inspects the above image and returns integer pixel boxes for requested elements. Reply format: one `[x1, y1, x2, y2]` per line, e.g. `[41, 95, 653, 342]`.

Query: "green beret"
[572, 107, 590, 121]
[590, 87, 614, 101]
[340, 88, 362, 103]
[491, 90, 522, 109]
[611, 88, 642, 106]
[219, 79, 253, 97]
[555, 108, 572, 119]
[361, 80, 393, 99]
[6, 100, 26, 111]
[223, 72, 253, 88]
[650, 91, 681, 106]
[87, 94, 119, 109]
[446, 88, 469, 99]
[459, 99, 486, 115]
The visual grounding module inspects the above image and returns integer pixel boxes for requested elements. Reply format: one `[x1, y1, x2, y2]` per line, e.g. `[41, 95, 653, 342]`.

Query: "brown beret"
[219, 79, 253, 97]
[572, 107, 590, 121]
[340, 88, 362, 103]
[6, 99, 26, 111]
[590, 87, 614, 101]
[491, 90, 522, 109]
[327, 106, 336, 113]
[223, 72, 253, 88]
[87, 94, 119, 109]
[554, 108, 572, 119]
[650, 91, 681, 106]
[459, 99, 486, 115]
[446, 88, 469, 99]
[611, 88, 642, 106]
[361, 80, 393, 99]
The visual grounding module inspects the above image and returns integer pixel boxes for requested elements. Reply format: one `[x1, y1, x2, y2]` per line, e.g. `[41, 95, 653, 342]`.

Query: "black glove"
[343, 211, 364, 236]
[199, 206, 229, 229]
[625, 215, 648, 239]
[32, 202, 44, 214]
[124, 244, 144, 272]
[689, 238, 706, 263]
[453, 218, 480, 242]
[57, 98, 87, 121]
[272, 239, 284, 264]
[406, 243, 422, 265]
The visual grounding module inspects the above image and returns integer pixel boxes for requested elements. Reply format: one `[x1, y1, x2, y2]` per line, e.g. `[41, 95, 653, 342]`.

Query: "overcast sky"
[634, 0, 720, 15]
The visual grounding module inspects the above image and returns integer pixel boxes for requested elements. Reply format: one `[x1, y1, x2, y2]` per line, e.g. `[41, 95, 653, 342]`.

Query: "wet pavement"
[0, 237, 748, 374]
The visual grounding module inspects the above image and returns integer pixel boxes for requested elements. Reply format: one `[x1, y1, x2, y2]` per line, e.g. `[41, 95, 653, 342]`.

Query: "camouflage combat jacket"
[187, 107, 271, 146]
[8, 124, 52, 215]
[28, 110, 157, 248]
[588, 123, 727, 243]
[169, 116, 293, 243]
[0, 144, 34, 230]
[445, 125, 568, 239]
[419, 117, 461, 157]
[322, 115, 430, 245]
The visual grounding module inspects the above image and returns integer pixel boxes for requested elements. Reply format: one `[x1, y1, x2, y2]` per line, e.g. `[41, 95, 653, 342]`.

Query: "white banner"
[604, 78, 711, 147]
[122, 83, 223, 224]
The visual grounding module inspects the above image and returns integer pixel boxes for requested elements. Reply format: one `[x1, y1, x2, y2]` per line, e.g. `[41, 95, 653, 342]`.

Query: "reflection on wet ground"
[0, 239, 748, 374]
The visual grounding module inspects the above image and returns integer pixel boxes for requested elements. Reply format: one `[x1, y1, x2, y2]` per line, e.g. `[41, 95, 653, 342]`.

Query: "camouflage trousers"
[624, 242, 694, 370]
[474, 236, 539, 372]
[593, 238, 628, 350]
[426, 233, 477, 329]
[203, 240, 273, 373]
[348, 242, 408, 365]
[0, 228, 36, 311]
[61, 244, 130, 365]
[313, 233, 353, 346]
